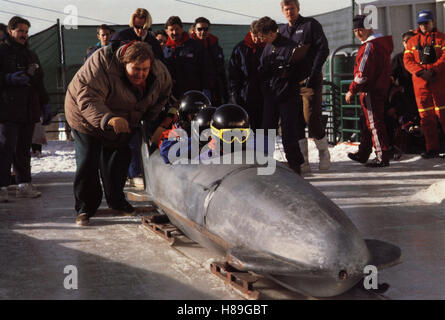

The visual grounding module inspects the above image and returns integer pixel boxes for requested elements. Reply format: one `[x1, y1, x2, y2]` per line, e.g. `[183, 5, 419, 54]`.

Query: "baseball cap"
[417, 9, 434, 24]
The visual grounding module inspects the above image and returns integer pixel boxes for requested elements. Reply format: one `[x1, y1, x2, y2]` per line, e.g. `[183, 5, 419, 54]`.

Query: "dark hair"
[8, 16, 30, 30]
[250, 20, 258, 34]
[255, 16, 278, 35]
[154, 29, 168, 37]
[402, 31, 416, 41]
[281, 0, 300, 8]
[120, 41, 154, 65]
[97, 24, 111, 34]
[194, 17, 210, 26]
[165, 16, 183, 29]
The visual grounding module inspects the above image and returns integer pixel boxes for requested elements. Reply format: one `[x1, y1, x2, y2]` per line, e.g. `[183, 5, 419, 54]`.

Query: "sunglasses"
[210, 125, 251, 144]
[134, 25, 145, 30]
[197, 27, 209, 32]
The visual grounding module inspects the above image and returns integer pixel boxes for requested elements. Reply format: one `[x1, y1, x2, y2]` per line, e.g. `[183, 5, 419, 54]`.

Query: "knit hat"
[353, 15, 367, 29]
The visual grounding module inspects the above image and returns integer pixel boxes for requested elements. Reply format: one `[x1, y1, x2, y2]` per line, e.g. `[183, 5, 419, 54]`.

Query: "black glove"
[416, 69, 435, 82]
[41, 104, 53, 126]
[5, 71, 30, 86]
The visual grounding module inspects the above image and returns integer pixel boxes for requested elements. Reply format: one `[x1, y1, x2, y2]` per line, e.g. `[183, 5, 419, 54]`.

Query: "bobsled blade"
[365, 239, 402, 270]
[227, 247, 316, 276]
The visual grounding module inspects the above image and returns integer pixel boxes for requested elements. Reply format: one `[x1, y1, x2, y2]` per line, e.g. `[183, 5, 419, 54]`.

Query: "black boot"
[347, 152, 368, 164]
[421, 150, 439, 159]
[365, 158, 390, 167]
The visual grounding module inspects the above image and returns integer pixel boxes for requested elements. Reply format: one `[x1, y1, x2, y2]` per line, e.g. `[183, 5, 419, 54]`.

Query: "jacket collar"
[190, 32, 218, 48]
[165, 32, 190, 49]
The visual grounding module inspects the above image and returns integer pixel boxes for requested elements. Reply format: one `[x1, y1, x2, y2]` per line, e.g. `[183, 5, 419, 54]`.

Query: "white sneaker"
[0, 187, 8, 202]
[16, 183, 41, 198]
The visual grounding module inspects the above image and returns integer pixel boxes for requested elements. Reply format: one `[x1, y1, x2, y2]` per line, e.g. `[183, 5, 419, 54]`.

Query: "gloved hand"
[108, 117, 130, 134]
[416, 69, 435, 82]
[6, 71, 30, 86]
[41, 104, 53, 125]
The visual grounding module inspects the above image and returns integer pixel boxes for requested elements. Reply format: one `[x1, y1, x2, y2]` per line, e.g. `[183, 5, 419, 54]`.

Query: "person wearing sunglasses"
[111, 8, 164, 62]
[164, 16, 212, 101]
[190, 17, 229, 106]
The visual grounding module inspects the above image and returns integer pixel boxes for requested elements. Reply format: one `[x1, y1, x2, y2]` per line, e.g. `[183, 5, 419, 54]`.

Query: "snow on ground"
[32, 139, 445, 204]
[31, 140, 76, 174]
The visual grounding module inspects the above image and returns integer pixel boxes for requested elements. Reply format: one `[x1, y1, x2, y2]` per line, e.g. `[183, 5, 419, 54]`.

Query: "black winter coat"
[0, 35, 49, 123]
[259, 34, 303, 103]
[228, 34, 264, 108]
[111, 27, 164, 61]
[279, 15, 329, 81]
[164, 36, 211, 99]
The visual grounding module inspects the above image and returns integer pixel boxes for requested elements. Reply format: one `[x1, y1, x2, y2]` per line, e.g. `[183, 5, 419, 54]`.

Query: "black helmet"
[192, 107, 217, 145]
[177, 90, 212, 130]
[210, 104, 250, 144]
[211, 104, 249, 130]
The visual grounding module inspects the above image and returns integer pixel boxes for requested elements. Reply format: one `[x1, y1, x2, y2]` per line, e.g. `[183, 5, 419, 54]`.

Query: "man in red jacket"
[346, 15, 393, 167]
[404, 9, 445, 158]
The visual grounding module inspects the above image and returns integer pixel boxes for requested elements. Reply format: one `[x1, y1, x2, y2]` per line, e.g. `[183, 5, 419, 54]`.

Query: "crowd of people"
[1, 1, 444, 226]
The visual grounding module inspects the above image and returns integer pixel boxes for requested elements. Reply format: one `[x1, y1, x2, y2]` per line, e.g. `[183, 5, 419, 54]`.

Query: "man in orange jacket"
[404, 9, 445, 158]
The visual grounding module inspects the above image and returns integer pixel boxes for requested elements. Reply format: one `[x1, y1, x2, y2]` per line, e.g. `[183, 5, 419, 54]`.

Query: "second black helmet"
[178, 90, 212, 128]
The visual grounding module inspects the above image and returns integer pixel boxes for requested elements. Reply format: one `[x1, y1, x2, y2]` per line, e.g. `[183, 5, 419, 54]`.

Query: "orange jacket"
[404, 28, 445, 86]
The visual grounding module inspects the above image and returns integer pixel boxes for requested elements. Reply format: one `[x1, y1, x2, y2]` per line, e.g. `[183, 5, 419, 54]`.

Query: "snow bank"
[412, 180, 445, 204]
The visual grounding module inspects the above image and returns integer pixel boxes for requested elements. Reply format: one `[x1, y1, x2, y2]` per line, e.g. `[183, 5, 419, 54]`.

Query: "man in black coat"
[111, 8, 164, 61]
[257, 16, 305, 175]
[190, 17, 228, 106]
[228, 20, 266, 130]
[164, 16, 212, 100]
[280, 0, 331, 172]
[0, 16, 51, 201]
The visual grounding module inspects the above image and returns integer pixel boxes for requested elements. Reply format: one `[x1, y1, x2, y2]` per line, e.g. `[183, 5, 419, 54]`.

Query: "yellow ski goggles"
[210, 124, 251, 144]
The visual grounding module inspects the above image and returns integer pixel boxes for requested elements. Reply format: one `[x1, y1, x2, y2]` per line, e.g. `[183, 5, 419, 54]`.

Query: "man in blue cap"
[404, 9, 445, 158]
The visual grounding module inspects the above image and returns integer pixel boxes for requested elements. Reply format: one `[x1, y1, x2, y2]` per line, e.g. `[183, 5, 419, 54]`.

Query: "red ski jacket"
[349, 34, 393, 95]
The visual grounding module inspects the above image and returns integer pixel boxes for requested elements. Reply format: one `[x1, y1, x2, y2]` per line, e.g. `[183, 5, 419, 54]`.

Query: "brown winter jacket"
[65, 44, 172, 145]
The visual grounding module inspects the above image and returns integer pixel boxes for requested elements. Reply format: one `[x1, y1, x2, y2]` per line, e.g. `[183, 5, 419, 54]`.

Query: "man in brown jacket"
[65, 41, 172, 226]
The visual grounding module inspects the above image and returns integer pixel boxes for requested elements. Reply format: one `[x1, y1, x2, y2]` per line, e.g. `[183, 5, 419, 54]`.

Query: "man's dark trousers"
[0, 122, 34, 187]
[72, 129, 132, 216]
[262, 95, 305, 167]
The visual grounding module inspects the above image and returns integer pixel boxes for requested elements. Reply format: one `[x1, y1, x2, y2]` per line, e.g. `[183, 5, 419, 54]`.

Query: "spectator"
[228, 20, 266, 130]
[257, 16, 305, 175]
[111, 8, 164, 61]
[154, 29, 168, 50]
[404, 9, 445, 158]
[346, 15, 393, 167]
[164, 16, 212, 100]
[190, 17, 228, 106]
[84, 24, 112, 62]
[390, 31, 423, 156]
[280, 0, 331, 172]
[0, 23, 6, 45]
[65, 42, 172, 226]
[0, 16, 51, 202]
[112, 9, 165, 187]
